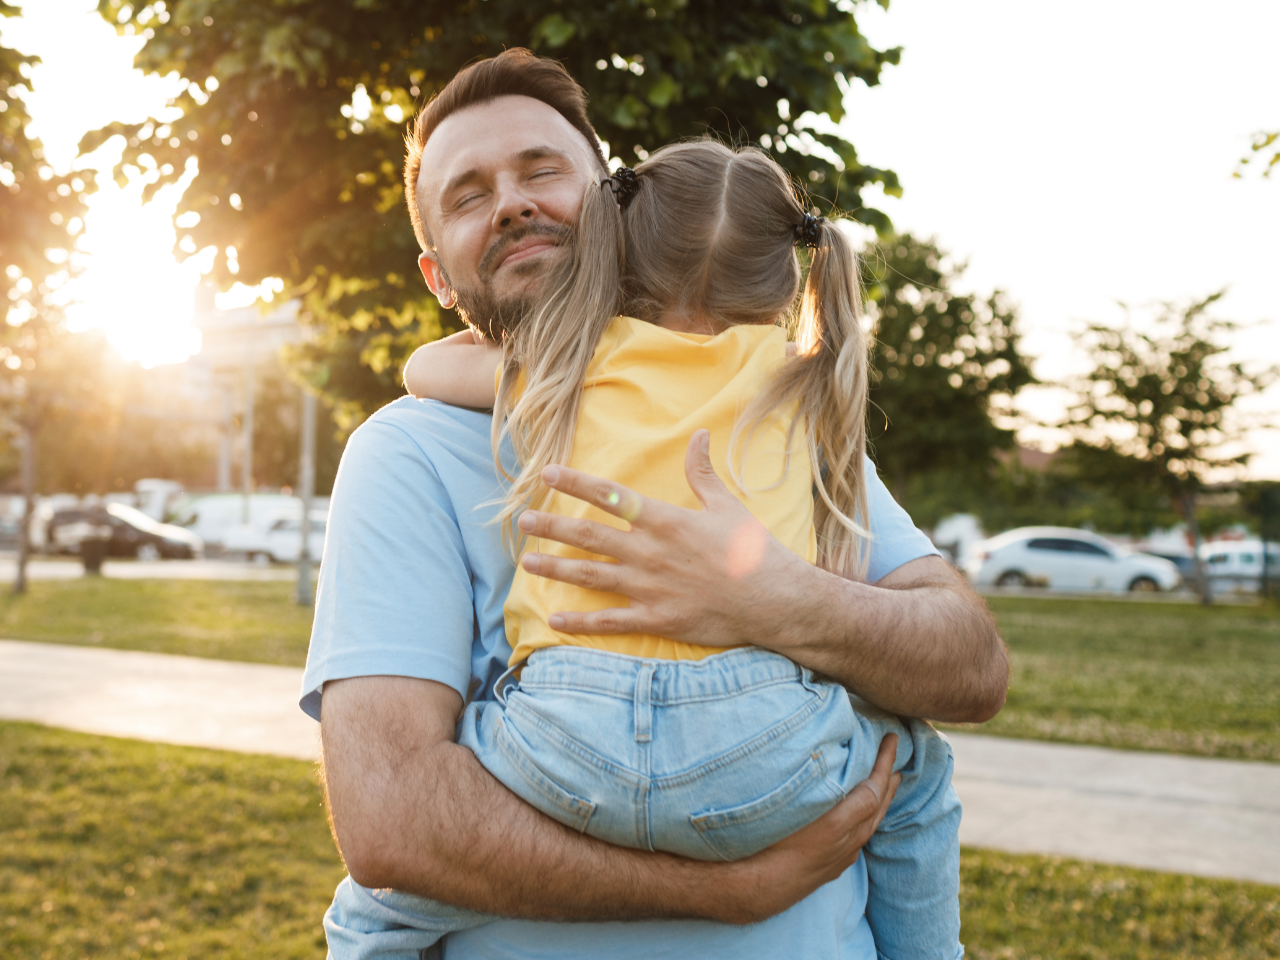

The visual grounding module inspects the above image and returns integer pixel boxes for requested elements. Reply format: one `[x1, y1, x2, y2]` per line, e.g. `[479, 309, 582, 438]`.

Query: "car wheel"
[1128, 576, 1159, 593]
[995, 570, 1029, 588]
[136, 543, 160, 562]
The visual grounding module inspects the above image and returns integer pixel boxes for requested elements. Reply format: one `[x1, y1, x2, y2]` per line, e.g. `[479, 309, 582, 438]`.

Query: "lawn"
[942, 596, 1280, 762]
[0, 578, 312, 666]
[2, 722, 1277, 959]
[2, 579, 1279, 760]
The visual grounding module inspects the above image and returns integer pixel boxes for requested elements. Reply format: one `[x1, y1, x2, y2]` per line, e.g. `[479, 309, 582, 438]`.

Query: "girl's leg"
[843, 697, 963, 960]
[323, 874, 490, 959]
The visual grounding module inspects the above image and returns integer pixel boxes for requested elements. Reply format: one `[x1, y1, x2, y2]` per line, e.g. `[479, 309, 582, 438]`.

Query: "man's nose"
[492, 178, 537, 229]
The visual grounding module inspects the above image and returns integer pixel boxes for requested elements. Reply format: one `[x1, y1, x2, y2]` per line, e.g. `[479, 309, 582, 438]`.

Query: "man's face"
[416, 95, 601, 339]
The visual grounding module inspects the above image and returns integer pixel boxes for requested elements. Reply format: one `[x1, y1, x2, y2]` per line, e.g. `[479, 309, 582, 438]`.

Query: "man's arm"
[321, 674, 899, 924]
[516, 431, 1008, 723]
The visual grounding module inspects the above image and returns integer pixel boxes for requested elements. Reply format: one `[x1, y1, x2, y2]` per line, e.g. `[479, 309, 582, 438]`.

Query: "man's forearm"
[762, 555, 1008, 723]
[319, 675, 891, 927]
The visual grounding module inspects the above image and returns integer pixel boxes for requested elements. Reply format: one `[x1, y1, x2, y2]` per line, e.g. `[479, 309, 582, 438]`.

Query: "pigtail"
[490, 178, 625, 557]
[736, 217, 871, 579]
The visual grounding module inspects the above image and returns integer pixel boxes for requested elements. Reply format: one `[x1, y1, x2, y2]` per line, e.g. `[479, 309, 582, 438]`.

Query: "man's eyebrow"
[439, 146, 574, 200]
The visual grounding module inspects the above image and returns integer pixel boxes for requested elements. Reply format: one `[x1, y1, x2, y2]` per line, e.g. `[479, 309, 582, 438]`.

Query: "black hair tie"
[794, 212, 825, 248]
[605, 167, 641, 209]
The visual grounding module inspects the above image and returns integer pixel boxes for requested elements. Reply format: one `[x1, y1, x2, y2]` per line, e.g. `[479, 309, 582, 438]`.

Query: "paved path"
[0, 557, 307, 582]
[2, 639, 1277, 885]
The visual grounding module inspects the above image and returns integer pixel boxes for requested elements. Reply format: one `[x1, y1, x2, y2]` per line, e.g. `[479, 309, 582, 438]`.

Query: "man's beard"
[444, 222, 572, 341]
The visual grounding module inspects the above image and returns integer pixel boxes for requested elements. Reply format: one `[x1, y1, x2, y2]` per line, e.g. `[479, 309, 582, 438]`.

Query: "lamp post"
[295, 388, 316, 606]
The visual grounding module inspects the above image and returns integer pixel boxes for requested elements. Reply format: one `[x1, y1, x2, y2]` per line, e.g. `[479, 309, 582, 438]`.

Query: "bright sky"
[4, 0, 1278, 475]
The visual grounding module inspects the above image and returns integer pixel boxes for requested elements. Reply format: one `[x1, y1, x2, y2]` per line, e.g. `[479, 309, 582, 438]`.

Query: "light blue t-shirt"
[301, 396, 940, 960]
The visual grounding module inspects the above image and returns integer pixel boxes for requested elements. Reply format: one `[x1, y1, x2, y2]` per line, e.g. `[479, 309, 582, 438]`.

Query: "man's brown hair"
[404, 48, 609, 250]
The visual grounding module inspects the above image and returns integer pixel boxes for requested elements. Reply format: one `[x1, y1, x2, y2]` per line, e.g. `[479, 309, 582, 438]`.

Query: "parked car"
[1199, 540, 1280, 593]
[49, 503, 203, 560]
[169, 493, 330, 550]
[965, 526, 1181, 593]
[222, 509, 327, 564]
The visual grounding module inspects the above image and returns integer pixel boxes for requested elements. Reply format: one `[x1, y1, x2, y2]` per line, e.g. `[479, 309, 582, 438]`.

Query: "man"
[304, 48, 1007, 958]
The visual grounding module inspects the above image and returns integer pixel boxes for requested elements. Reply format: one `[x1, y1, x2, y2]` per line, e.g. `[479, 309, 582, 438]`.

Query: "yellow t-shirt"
[505, 315, 816, 665]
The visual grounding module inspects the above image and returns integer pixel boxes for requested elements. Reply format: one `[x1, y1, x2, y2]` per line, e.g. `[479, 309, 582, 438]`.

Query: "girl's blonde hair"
[493, 139, 871, 579]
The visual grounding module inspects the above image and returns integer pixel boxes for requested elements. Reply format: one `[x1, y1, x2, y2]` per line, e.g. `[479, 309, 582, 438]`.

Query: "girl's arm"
[403, 329, 502, 409]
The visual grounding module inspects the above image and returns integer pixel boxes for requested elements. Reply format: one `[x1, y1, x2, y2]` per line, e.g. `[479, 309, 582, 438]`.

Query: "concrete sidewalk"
[0, 556, 308, 582]
[2, 639, 1277, 885]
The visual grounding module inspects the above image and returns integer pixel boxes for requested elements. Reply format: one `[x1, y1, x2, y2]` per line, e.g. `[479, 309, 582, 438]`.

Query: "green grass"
[0, 578, 313, 666]
[959, 848, 1280, 960]
[0, 722, 343, 959]
[2, 722, 1277, 959]
[940, 597, 1280, 762]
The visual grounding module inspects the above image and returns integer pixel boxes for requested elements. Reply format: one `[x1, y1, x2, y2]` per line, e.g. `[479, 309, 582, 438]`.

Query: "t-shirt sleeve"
[299, 414, 476, 720]
[861, 456, 941, 583]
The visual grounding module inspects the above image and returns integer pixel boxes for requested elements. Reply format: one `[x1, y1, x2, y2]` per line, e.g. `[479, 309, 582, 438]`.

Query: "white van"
[1199, 540, 1280, 593]
[170, 494, 329, 549]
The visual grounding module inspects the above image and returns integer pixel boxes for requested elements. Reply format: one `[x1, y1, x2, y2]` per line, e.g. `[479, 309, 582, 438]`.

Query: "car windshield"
[106, 503, 166, 534]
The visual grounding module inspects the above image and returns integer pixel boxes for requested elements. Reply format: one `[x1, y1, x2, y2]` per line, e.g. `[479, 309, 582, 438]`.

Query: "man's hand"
[518, 428, 807, 647]
[718, 735, 901, 924]
[519, 431, 1008, 722]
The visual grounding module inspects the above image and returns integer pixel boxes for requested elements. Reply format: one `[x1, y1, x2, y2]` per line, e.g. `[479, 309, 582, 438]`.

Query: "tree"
[1236, 130, 1278, 179]
[85, 0, 903, 428]
[862, 233, 1035, 503]
[1064, 292, 1277, 603]
[0, 1, 95, 591]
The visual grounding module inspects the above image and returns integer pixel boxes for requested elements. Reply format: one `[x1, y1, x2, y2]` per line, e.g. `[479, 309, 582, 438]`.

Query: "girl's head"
[495, 139, 871, 578]
[620, 141, 802, 330]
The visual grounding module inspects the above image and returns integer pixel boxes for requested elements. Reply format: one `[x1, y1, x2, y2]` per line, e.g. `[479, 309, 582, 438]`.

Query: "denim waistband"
[516, 645, 823, 705]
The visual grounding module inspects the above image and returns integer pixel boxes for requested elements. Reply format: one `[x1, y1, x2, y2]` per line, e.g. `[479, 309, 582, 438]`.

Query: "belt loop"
[493, 661, 521, 707]
[634, 662, 656, 743]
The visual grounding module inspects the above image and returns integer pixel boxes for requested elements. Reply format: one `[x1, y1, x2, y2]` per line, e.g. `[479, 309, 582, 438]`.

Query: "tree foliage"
[862, 233, 1035, 501]
[0, 1, 96, 441]
[1236, 129, 1278, 179]
[86, 0, 903, 428]
[1065, 293, 1276, 499]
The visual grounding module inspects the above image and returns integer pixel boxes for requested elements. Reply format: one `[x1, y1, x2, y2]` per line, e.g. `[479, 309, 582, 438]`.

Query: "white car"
[965, 526, 1182, 593]
[223, 509, 327, 564]
[1199, 539, 1280, 593]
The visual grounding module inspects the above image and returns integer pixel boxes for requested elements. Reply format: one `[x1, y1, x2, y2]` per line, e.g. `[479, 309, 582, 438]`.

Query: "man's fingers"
[830, 733, 900, 838]
[518, 510, 629, 558]
[521, 552, 626, 596]
[683, 429, 737, 511]
[544, 606, 645, 635]
[541, 464, 648, 525]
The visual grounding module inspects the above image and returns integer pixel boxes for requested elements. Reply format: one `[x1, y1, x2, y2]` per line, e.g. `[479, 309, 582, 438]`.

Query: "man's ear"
[418, 252, 457, 310]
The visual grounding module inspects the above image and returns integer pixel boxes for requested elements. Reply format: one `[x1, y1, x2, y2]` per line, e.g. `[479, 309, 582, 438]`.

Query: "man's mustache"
[478, 222, 572, 276]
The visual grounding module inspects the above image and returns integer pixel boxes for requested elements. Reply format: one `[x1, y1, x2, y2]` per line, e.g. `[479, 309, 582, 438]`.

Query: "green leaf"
[531, 13, 576, 49]
[645, 72, 680, 108]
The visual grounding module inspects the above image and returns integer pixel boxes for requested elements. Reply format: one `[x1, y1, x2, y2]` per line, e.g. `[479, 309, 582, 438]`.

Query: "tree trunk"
[1182, 490, 1212, 605]
[13, 425, 36, 596]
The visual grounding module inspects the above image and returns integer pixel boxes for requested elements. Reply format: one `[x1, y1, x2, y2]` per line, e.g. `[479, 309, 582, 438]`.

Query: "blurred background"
[2, 4, 1279, 958]
[1, 0, 1277, 598]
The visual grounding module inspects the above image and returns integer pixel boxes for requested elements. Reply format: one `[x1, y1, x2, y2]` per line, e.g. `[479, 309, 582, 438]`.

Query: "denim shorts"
[326, 646, 961, 960]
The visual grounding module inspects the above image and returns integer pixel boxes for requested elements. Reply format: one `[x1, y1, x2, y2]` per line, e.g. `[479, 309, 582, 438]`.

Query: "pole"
[295, 389, 316, 606]
[241, 354, 255, 523]
[13, 424, 35, 596]
[1261, 489, 1274, 601]
[1183, 490, 1213, 606]
[217, 386, 233, 492]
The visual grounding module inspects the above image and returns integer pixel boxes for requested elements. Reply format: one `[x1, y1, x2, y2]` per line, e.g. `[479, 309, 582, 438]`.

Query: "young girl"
[325, 141, 962, 960]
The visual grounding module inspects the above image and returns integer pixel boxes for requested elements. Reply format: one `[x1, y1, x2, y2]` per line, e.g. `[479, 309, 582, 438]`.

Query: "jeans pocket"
[494, 718, 598, 834]
[690, 752, 841, 861]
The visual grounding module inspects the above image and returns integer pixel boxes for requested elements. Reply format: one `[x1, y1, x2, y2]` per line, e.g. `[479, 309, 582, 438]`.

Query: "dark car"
[49, 503, 203, 560]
